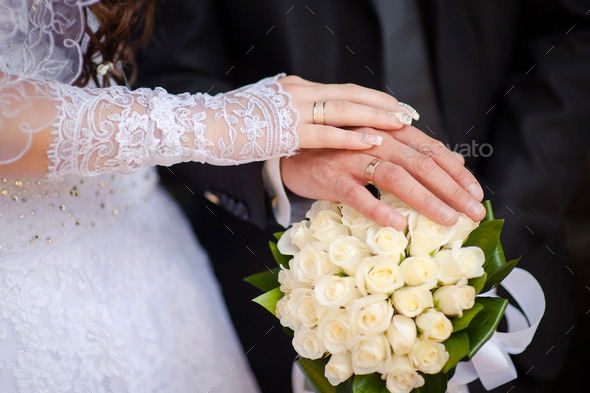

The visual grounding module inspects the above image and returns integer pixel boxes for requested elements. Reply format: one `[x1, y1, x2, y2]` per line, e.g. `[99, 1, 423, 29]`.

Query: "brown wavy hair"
[75, 0, 158, 88]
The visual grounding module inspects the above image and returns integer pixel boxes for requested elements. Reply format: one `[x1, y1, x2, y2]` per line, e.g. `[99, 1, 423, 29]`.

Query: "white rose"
[445, 213, 479, 246]
[310, 210, 350, 243]
[276, 294, 300, 331]
[415, 309, 453, 342]
[318, 309, 354, 354]
[290, 288, 327, 328]
[277, 226, 299, 256]
[380, 193, 413, 219]
[433, 284, 476, 317]
[392, 286, 433, 318]
[400, 255, 441, 289]
[315, 275, 361, 310]
[325, 352, 354, 386]
[366, 226, 408, 260]
[435, 243, 485, 285]
[340, 204, 377, 241]
[356, 255, 405, 296]
[278, 267, 308, 294]
[348, 294, 394, 336]
[277, 221, 316, 254]
[293, 327, 326, 360]
[306, 200, 340, 219]
[386, 315, 417, 355]
[408, 338, 449, 374]
[382, 355, 425, 393]
[328, 235, 371, 275]
[349, 334, 391, 375]
[290, 242, 337, 285]
[407, 210, 456, 256]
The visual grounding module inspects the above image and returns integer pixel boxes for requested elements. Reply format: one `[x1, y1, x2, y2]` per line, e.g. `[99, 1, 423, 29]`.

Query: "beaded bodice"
[0, 169, 158, 255]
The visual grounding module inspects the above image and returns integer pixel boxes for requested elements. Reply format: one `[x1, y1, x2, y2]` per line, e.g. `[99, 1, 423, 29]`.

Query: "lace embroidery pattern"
[46, 74, 299, 180]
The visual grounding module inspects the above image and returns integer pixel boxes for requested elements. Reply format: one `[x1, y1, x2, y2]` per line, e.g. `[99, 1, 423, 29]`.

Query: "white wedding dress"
[0, 1, 299, 392]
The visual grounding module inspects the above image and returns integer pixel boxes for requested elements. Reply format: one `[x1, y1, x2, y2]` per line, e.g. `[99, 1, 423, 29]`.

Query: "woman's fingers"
[311, 83, 400, 113]
[296, 100, 409, 129]
[297, 124, 383, 149]
[279, 76, 419, 125]
[323, 101, 410, 129]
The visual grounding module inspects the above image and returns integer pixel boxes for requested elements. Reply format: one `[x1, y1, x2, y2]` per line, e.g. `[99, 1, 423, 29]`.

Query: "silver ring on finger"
[313, 101, 326, 125]
[365, 158, 383, 186]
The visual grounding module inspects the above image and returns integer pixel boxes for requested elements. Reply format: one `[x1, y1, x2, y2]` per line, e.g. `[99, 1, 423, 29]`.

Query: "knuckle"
[345, 183, 365, 203]
[342, 83, 359, 96]
[331, 100, 347, 116]
[427, 140, 447, 158]
[285, 83, 303, 95]
[421, 193, 439, 211]
[450, 184, 467, 200]
[283, 75, 301, 83]
[382, 165, 407, 185]
[317, 126, 332, 145]
[414, 155, 436, 177]
[370, 202, 385, 221]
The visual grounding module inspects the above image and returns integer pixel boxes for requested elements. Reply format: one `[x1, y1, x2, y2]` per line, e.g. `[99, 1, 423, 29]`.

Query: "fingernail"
[438, 205, 456, 223]
[389, 214, 403, 229]
[360, 133, 382, 146]
[468, 200, 486, 217]
[467, 183, 484, 200]
[388, 112, 412, 125]
[399, 102, 420, 120]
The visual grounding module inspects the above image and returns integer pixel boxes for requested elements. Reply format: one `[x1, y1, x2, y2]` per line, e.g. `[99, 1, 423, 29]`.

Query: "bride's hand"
[279, 75, 413, 150]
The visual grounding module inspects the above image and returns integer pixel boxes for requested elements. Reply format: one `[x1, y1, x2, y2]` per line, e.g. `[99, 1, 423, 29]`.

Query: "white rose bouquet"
[246, 192, 520, 393]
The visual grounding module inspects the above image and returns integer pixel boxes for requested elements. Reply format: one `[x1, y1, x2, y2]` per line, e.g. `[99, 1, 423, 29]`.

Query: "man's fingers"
[380, 142, 486, 222]
[387, 126, 484, 201]
[368, 159, 460, 226]
[338, 179, 406, 230]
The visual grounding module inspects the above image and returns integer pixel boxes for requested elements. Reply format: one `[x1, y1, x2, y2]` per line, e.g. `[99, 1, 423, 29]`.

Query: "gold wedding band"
[365, 158, 383, 186]
[313, 101, 325, 125]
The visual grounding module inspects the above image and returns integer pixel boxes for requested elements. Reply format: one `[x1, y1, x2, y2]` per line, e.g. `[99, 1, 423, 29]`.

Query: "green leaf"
[283, 326, 295, 337]
[352, 374, 388, 393]
[244, 267, 280, 292]
[451, 302, 485, 332]
[269, 241, 292, 268]
[482, 200, 494, 221]
[273, 231, 285, 240]
[297, 357, 338, 393]
[442, 332, 470, 373]
[252, 287, 283, 316]
[336, 379, 354, 393]
[481, 258, 519, 293]
[468, 272, 487, 295]
[412, 372, 448, 393]
[465, 297, 508, 358]
[463, 220, 504, 268]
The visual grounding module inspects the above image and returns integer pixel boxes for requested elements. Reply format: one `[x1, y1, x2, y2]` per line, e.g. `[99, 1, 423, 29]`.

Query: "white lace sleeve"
[0, 73, 299, 179]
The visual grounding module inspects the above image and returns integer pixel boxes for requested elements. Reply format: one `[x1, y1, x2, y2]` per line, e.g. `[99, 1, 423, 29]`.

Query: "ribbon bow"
[447, 268, 546, 392]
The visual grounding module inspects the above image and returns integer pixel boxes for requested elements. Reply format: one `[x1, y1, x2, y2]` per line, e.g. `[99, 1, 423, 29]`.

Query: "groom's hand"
[280, 126, 486, 230]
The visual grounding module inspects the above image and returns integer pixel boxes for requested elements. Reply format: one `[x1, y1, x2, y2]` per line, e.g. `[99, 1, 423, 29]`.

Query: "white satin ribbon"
[447, 267, 546, 392]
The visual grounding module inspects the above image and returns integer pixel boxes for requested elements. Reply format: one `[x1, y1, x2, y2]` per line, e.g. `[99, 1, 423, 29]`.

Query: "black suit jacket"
[136, 0, 590, 390]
